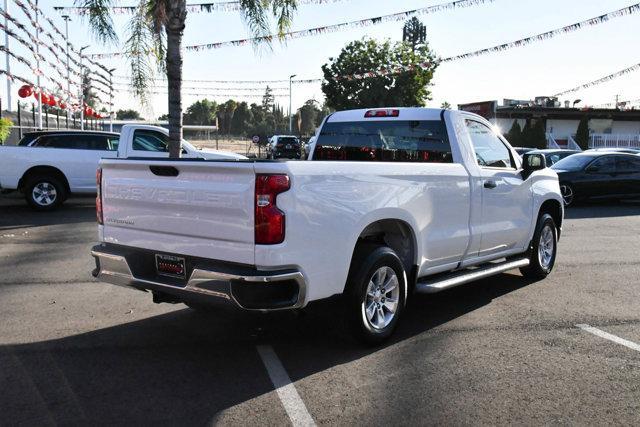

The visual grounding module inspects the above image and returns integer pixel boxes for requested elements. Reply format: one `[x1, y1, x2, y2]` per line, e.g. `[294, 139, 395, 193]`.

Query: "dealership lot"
[0, 195, 639, 425]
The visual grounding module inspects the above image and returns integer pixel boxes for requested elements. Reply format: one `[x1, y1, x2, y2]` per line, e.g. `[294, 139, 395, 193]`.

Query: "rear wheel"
[24, 175, 66, 211]
[344, 245, 406, 344]
[520, 213, 558, 280]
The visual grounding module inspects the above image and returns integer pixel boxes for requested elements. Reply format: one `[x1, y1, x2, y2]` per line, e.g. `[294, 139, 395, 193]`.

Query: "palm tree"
[79, 0, 298, 157]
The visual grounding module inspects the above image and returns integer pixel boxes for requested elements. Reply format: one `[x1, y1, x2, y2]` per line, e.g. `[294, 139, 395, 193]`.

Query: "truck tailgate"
[100, 159, 256, 265]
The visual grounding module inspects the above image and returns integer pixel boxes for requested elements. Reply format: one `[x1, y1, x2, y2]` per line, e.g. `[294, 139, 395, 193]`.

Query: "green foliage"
[217, 99, 238, 134]
[531, 119, 547, 149]
[505, 120, 522, 146]
[575, 116, 590, 150]
[0, 118, 13, 144]
[440, 101, 451, 109]
[230, 102, 253, 135]
[116, 109, 143, 120]
[520, 119, 547, 149]
[184, 99, 217, 125]
[298, 99, 321, 135]
[321, 37, 438, 111]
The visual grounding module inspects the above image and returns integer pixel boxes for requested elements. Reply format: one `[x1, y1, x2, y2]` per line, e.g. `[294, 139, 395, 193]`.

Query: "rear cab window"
[32, 134, 114, 151]
[313, 120, 452, 162]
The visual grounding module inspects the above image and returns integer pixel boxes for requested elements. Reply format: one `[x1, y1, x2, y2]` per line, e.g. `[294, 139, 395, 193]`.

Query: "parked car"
[586, 148, 640, 155]
[0, 126, 244, 210]
[551, 152, 640, 206]
[267, 135, 301, 159]
[513, 146, 535, 157]
[528, 149, 580, 166]
[92, 107, 563, 343]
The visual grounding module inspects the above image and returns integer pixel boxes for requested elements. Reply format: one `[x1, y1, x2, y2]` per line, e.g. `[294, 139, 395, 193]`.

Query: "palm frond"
[124, 1, 156, 103]
[76, 0, 118, 43]
[271, 0, 297, 38]
[239, 0, 298, 48]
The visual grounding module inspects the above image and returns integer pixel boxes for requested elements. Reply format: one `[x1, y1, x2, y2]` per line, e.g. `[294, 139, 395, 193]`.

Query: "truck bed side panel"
[254, 161, 472, 302]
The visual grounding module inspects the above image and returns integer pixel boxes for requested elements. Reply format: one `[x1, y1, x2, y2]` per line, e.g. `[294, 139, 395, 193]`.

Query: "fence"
[589, 134, 640, 149]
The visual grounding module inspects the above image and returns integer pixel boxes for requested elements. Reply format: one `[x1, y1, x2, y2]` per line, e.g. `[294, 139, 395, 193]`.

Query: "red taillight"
[255, 174, 290, 244]
[364, 109, 400, 118]
[96, 167, 103, 225]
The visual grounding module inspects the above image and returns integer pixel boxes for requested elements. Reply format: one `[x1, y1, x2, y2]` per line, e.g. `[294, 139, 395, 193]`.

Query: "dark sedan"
[528, 149, 579, 165]
[551, 152, 640, 206]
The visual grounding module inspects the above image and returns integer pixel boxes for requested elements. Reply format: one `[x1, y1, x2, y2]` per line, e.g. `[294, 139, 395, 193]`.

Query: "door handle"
[484, 180, 497, 189]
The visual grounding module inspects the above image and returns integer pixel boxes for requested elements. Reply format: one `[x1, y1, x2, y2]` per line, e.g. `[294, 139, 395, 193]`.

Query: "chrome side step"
[415, 258, 530, 294]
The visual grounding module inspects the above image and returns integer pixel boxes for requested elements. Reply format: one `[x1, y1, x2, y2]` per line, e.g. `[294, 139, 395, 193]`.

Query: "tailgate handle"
[149, 165, 179, 177]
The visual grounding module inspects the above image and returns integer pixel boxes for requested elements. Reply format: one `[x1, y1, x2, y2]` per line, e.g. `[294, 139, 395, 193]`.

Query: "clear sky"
[4, 0, 640, 119]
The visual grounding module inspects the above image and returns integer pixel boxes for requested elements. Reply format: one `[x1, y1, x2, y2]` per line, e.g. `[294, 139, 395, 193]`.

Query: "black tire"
[24, 175, 66, 211]
[520, 213, 558, 280]
[344, 245, 407, 344]
[560, 183, 575, 207]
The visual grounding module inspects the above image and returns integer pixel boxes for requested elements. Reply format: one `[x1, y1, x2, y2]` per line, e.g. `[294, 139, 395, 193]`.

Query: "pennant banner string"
[88, 0, 496, 58]
[55, 0, 351, 15]
[552, 63, 640, 97]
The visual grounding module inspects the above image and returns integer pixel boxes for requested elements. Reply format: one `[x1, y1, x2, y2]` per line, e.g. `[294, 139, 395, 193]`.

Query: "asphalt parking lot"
[1, 194, 639, 425]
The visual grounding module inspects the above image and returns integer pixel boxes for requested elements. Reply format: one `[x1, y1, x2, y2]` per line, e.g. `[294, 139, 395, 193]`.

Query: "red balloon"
[39, 93, 49, 104]
[59, 102, 67, 109]
[18, 85, 32, 98]
[47, 97, 57, 107]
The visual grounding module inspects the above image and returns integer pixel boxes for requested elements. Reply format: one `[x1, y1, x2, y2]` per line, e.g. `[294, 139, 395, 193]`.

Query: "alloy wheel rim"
[538, 225, 555, 269]
[560, 185, 573, 206]
[32, 182, 57, 206]
[363, 266, 400, 330]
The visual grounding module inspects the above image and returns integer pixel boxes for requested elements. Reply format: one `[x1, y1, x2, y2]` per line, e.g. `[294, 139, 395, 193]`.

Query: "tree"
[321, 38, 438, 110]
[82, 0, 298, 158]
[217, 99, 238, 135]
[185, 99, 217, 125]
[440, 101, 451, 109]
[298, 99, 321, 135]
[116, 109, 142, 120]
[402, 17, 426, 52]
[230, 102, 252, 135]
[505, 120, 522, 146]
[521, 119, 533, 148]
[575, 116, 590, 150]
[531, 119, 547, 149]
[261, 86, 275, 111]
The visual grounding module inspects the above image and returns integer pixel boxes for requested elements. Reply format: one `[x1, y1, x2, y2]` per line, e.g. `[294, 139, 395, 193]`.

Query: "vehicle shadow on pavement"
[564, 201, 640, 219]
[0, 273, 532, 424]
[0, 197, 95, 231]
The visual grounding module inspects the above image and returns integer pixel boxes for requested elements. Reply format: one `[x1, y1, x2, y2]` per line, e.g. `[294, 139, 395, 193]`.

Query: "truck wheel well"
[19, 166, 70, 193]
[540, 199, 562, 231]
[352, 219, 417, 277]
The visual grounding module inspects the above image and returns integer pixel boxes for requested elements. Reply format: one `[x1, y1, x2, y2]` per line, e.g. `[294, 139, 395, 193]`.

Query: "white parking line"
[256, 345, 316, 427]
[576, 324, 640, 352]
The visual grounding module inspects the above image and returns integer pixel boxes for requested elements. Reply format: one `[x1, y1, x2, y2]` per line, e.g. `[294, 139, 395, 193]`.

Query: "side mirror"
[522, 153, 546, 178]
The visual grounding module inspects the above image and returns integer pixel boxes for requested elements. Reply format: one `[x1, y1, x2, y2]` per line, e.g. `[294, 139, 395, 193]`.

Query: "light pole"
[79, 45, 89, 130]
[108, 67, 115, 132]
[62, 15, 71, 126]
[35, 0, 42, 129]
[288, 74, 296, 134]
[3, 0, 12, 112]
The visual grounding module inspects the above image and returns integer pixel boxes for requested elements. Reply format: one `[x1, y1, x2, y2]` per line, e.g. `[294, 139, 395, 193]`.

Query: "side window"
[587, 156, 616, 173]
[107, 137, 120, 151]
[615, 157, 640, 173]
[466, 120, 515, 169]
[132, 130, 169, 152]
[35, 135, 89, 149]
[85, 135, 110, 151]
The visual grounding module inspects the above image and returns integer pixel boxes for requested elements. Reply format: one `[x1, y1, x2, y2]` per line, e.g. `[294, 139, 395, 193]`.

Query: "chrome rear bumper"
[91, 244, 306, 311]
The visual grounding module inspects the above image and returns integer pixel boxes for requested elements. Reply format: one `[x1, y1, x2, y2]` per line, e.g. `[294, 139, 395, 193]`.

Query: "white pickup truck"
[0, 125, 243, 210]
[92, 108, 564, 343]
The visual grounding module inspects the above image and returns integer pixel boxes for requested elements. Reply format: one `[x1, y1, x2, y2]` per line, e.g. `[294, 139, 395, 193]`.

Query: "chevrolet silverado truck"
[91, 108, 563, 343]
[0, 125, 243, 210]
